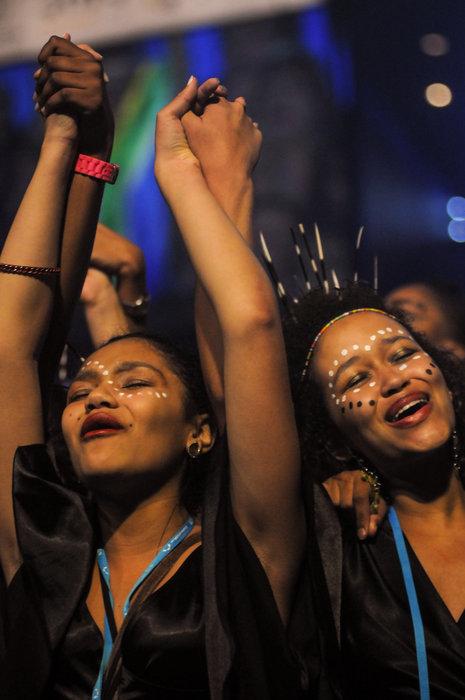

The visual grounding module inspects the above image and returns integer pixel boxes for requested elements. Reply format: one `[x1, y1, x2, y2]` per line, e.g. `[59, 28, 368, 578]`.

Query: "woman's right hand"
[34, 35, 112, 155]
[323, 470, 388, 540]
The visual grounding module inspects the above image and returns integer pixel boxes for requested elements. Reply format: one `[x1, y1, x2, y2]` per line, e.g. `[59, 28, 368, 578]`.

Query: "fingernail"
[357, 527, 367, 540]
[187, 75, 195, 85]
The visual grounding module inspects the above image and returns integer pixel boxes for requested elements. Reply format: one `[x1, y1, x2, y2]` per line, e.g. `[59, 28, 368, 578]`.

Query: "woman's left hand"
[323, 469, 388, 539]
[154, 77, 227, 183]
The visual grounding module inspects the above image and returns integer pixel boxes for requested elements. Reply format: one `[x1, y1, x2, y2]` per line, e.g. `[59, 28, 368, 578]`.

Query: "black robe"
[1, 439, 331, 699]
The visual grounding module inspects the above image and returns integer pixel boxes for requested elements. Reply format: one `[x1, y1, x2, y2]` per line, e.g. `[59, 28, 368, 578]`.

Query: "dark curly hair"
[47, 332, 216, 516]
[283, 283, 465, 484]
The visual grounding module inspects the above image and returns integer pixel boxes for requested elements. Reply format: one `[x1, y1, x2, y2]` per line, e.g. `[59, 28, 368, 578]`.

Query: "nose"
[380, 368, 410, 399]
[85, 384, 118, 412]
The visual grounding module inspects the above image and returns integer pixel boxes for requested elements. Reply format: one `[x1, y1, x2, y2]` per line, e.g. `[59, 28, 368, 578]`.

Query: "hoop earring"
[187, 442, 202, 459]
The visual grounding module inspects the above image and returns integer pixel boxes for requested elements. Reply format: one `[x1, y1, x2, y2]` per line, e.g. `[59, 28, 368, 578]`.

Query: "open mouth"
[81, 412, 124, 440]
[385, 393, 430, 425]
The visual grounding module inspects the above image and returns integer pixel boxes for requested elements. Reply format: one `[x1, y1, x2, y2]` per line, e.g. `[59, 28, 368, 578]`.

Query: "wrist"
[39, 137, 77, 168]
[156, 160, 204, 198]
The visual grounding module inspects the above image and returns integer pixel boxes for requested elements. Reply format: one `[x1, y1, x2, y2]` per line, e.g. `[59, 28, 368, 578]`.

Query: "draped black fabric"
[341, 516, 465, 698]
[2, 438, 322, 699]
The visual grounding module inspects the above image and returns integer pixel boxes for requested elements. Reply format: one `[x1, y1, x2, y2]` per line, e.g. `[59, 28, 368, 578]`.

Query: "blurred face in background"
[385, 283, 465, 360]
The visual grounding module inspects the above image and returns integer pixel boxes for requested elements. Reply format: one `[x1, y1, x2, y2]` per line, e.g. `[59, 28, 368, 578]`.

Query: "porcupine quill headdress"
[259, 222, 379, 309]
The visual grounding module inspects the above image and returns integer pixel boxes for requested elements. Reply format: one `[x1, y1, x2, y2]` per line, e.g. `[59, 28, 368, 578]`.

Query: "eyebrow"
[73, 361, 166, 384]
[333, 335, 411, 383]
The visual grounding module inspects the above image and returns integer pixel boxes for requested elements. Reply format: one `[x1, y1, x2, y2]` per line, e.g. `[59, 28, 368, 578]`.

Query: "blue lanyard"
[91, 516, 194, 699]
[388, 507, 430, 700]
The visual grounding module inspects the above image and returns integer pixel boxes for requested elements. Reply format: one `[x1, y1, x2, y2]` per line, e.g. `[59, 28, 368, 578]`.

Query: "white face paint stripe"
[353, 388, 361, 393]
[413, 354, 421, 360]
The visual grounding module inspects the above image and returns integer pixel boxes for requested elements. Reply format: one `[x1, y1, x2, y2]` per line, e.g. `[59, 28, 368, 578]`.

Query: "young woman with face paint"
[285, 284, 465, 699]
[0, 37, 310, 700]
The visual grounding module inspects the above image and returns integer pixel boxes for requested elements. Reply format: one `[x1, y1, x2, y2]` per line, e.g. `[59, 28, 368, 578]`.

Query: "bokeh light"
[420, 33, 450, 57]
[447, 196, 465, 220]
[448, 220, 465, 242]
[425, 82, 452, 107]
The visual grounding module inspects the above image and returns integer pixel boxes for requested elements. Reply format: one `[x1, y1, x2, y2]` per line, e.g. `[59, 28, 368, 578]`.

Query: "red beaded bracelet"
[75, 154, 119, 184]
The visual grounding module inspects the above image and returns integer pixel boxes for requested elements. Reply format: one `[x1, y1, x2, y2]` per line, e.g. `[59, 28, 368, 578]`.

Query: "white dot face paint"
[413, 354, 421, 360]
[377, 329, 385, 335]
[155, 392, 161, 398]
[353, 344, 359, 350]
[331, 394, 336, 399]
[336, 399, 340, 405]
[341, 349, 348, 356]
[333, 360, 339, 367]
[353, 388, 361, 394]
[369, 381, 376, 387]
[107, 380, 114, 385]
[342, 395, 346, 402]
[102, 370, 109, 376]
[386, 327, 392, 332]
[329, 371, 334, 377]
[161, 392, 168, 399]
[398, 330, 404, 335]
[365, 345, 371, 352]
[399, 363, 408, 371]
[370, 335, 376, 342]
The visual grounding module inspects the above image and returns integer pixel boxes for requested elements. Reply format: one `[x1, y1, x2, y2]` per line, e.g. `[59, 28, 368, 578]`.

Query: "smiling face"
[62, 338, 204, 490]
[312, 311, 455, 475]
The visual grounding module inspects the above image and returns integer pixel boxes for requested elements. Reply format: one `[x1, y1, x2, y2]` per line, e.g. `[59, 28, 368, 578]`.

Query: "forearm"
[194, 176, 253, 420]
[40, 138, 113, 382]
[0, 137, 76, 358]
[163, 166, 276, 337]
[84, 279, 135, 348]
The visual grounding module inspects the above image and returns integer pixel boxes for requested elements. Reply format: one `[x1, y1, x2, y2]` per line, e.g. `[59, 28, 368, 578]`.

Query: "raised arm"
[155, 80, 304, 621]
[0, 112, 78, 584]
[186, 97, 255, 428]
[80, 224, 148, 347]
[34, 36, 114, 386]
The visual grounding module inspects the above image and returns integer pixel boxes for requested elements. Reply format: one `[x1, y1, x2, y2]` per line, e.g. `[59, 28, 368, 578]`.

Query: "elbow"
[223, 286, 280, 340]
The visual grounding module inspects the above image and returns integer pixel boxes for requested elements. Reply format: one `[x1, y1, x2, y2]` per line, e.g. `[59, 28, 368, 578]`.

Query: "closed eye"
[67, 388, 91, 403]
[391, 347, 417, 363]
[345, 372, 369, 390]
[121, 380, 152, 389]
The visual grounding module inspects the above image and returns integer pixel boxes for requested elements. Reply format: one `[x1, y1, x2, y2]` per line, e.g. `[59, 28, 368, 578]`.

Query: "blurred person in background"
[385, 281, 465, 360]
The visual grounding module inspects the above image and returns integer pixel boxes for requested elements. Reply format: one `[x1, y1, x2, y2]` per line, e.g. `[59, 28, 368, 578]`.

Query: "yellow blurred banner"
[0, 0, 325, 64]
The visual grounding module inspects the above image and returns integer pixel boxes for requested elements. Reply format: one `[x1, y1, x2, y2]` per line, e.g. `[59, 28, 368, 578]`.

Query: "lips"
[385, 392, 431, 428]
[80, 411, 124, 440]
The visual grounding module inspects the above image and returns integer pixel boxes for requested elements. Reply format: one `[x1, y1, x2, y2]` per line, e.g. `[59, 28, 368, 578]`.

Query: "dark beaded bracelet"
[0, 263, 61, 276]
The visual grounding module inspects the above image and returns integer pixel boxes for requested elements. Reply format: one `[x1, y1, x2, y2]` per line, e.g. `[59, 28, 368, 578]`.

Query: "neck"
[96, 477, 189, 561]
[393, 470, 465, 527]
